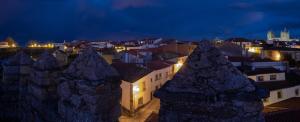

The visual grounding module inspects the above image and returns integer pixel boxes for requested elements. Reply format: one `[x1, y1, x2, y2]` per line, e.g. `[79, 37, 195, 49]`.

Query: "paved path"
[119, 98, 160, 122]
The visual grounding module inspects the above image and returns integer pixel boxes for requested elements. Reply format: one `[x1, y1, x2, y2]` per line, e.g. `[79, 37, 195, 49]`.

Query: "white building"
[258, 81, 300, 106]
[0, 42, 10, 48]
[90, 41, 114, 49]
[267, 28, 299, 42]
[112, 60, 184, 115]
[246, 68, 285, 82]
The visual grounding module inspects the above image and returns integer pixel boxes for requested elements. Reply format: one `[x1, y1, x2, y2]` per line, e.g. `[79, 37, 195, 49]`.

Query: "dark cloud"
[0, 0, 299, 44]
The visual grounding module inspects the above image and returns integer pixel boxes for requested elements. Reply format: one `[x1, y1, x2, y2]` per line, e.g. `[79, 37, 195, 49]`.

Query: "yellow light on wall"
[175, 62, 183, 68]
[275, 53, 281, 61]
[248, 48, 255, 53]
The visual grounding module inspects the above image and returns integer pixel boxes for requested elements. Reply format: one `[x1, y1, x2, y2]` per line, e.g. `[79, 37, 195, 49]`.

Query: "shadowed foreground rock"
[0, 51, 34, 121]
[57, 47, 121, 122]
[155, 42, 264, 122]
[28, 51, 61, 121]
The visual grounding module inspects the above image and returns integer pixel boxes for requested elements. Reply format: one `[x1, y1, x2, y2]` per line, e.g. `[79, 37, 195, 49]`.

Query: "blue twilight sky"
[0, 0, 300, 44]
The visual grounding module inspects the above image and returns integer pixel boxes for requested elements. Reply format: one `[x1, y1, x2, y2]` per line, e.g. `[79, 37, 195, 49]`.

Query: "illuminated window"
[270, 75, 277, 81]
[277, 91, 282, 99]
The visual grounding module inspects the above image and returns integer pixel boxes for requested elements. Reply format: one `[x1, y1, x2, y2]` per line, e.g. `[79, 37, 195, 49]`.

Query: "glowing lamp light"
[133, 86, 140, 93]
[275, 53, 281, 61]
[248, 48, 255, 53]
[11, 44, 16, 47]
[176, 62, 183, 68]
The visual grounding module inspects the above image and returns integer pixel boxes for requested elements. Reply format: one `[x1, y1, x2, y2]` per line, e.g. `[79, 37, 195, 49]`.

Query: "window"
[277, 91, 282, 99]
[159, 73, 162, 79]
[257, 76, 264, 81]
[165, 72, 168, 78]
[151, 78, 153, 82]
[155, 86, 159, 91]
[270, 75, 277, 81]
[155, 73, 162, 81]
[138, 97, 143, 106]
[142, 82, 146, 91]
[295, 89, 299, 96]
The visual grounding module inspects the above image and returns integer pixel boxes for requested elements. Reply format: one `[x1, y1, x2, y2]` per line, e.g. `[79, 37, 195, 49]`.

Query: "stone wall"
[27, 51, 61, 121]
[155, 41, 265, 122]
[57, 47, 122, 122]
[0, 48, 122, 122]
[0, 51, 33, 121]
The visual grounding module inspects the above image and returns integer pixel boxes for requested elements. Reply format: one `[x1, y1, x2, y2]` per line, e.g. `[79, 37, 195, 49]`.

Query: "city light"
[28, 43, 54, 48]
[133, 85, 140, 93]
[115, 46, 126, 52]
[11, 44, 16, 48]
[275, 53, 281, 61]
[175, 62, 183, 68]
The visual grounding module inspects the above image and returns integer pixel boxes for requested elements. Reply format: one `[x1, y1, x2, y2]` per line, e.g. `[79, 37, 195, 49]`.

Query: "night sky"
[0, 0, 300, 44]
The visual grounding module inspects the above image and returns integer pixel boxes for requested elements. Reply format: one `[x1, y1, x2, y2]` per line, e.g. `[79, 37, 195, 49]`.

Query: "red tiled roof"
[146, 60, 174, 70]
[111, 63, 152, 83]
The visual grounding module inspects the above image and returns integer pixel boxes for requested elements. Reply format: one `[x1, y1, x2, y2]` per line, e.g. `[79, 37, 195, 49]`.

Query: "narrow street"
[119, 98, 160, 122]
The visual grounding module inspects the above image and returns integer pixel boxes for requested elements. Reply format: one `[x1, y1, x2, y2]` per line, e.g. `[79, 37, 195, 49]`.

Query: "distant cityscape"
[0, 28, 300, 121]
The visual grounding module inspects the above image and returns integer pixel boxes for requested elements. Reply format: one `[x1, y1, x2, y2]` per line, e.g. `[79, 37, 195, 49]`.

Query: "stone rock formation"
[28, 51, 61, 121]
[155, 42, 265, 122]
[0, 51, 34, 121]
[57, 47, 121, 122]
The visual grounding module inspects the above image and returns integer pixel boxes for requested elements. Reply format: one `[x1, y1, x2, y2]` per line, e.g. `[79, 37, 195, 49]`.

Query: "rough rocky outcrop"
[155, 41, 265, 122]
[28, 51, 61, 121]
[0, 51, 34, 121]
[57, 47, 121, 122]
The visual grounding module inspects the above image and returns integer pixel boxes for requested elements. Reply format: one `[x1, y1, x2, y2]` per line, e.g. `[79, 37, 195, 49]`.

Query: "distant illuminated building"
[267, 28, 299, 43]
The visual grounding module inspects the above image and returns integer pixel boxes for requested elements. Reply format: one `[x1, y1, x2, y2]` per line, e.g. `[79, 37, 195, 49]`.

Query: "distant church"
[267, 28, 299, 42]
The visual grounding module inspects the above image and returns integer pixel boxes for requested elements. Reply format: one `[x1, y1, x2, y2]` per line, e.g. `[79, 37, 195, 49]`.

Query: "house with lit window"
[112, 60, 182, 115]
[246, 68, 285, 82]
[261, 47, 300, 61]
[257, 80, 300, 106]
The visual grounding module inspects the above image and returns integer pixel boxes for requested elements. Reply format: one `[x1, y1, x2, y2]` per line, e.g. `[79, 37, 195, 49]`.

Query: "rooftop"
[264, 97, 300, 122]
[146, 60, 174, 70]
[228, 56, 278, 62]
[246, 67, 283, 76]
[263, 47, 300, 51]
[256, 80, 300, 91]
[112, 63, 152, 83]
